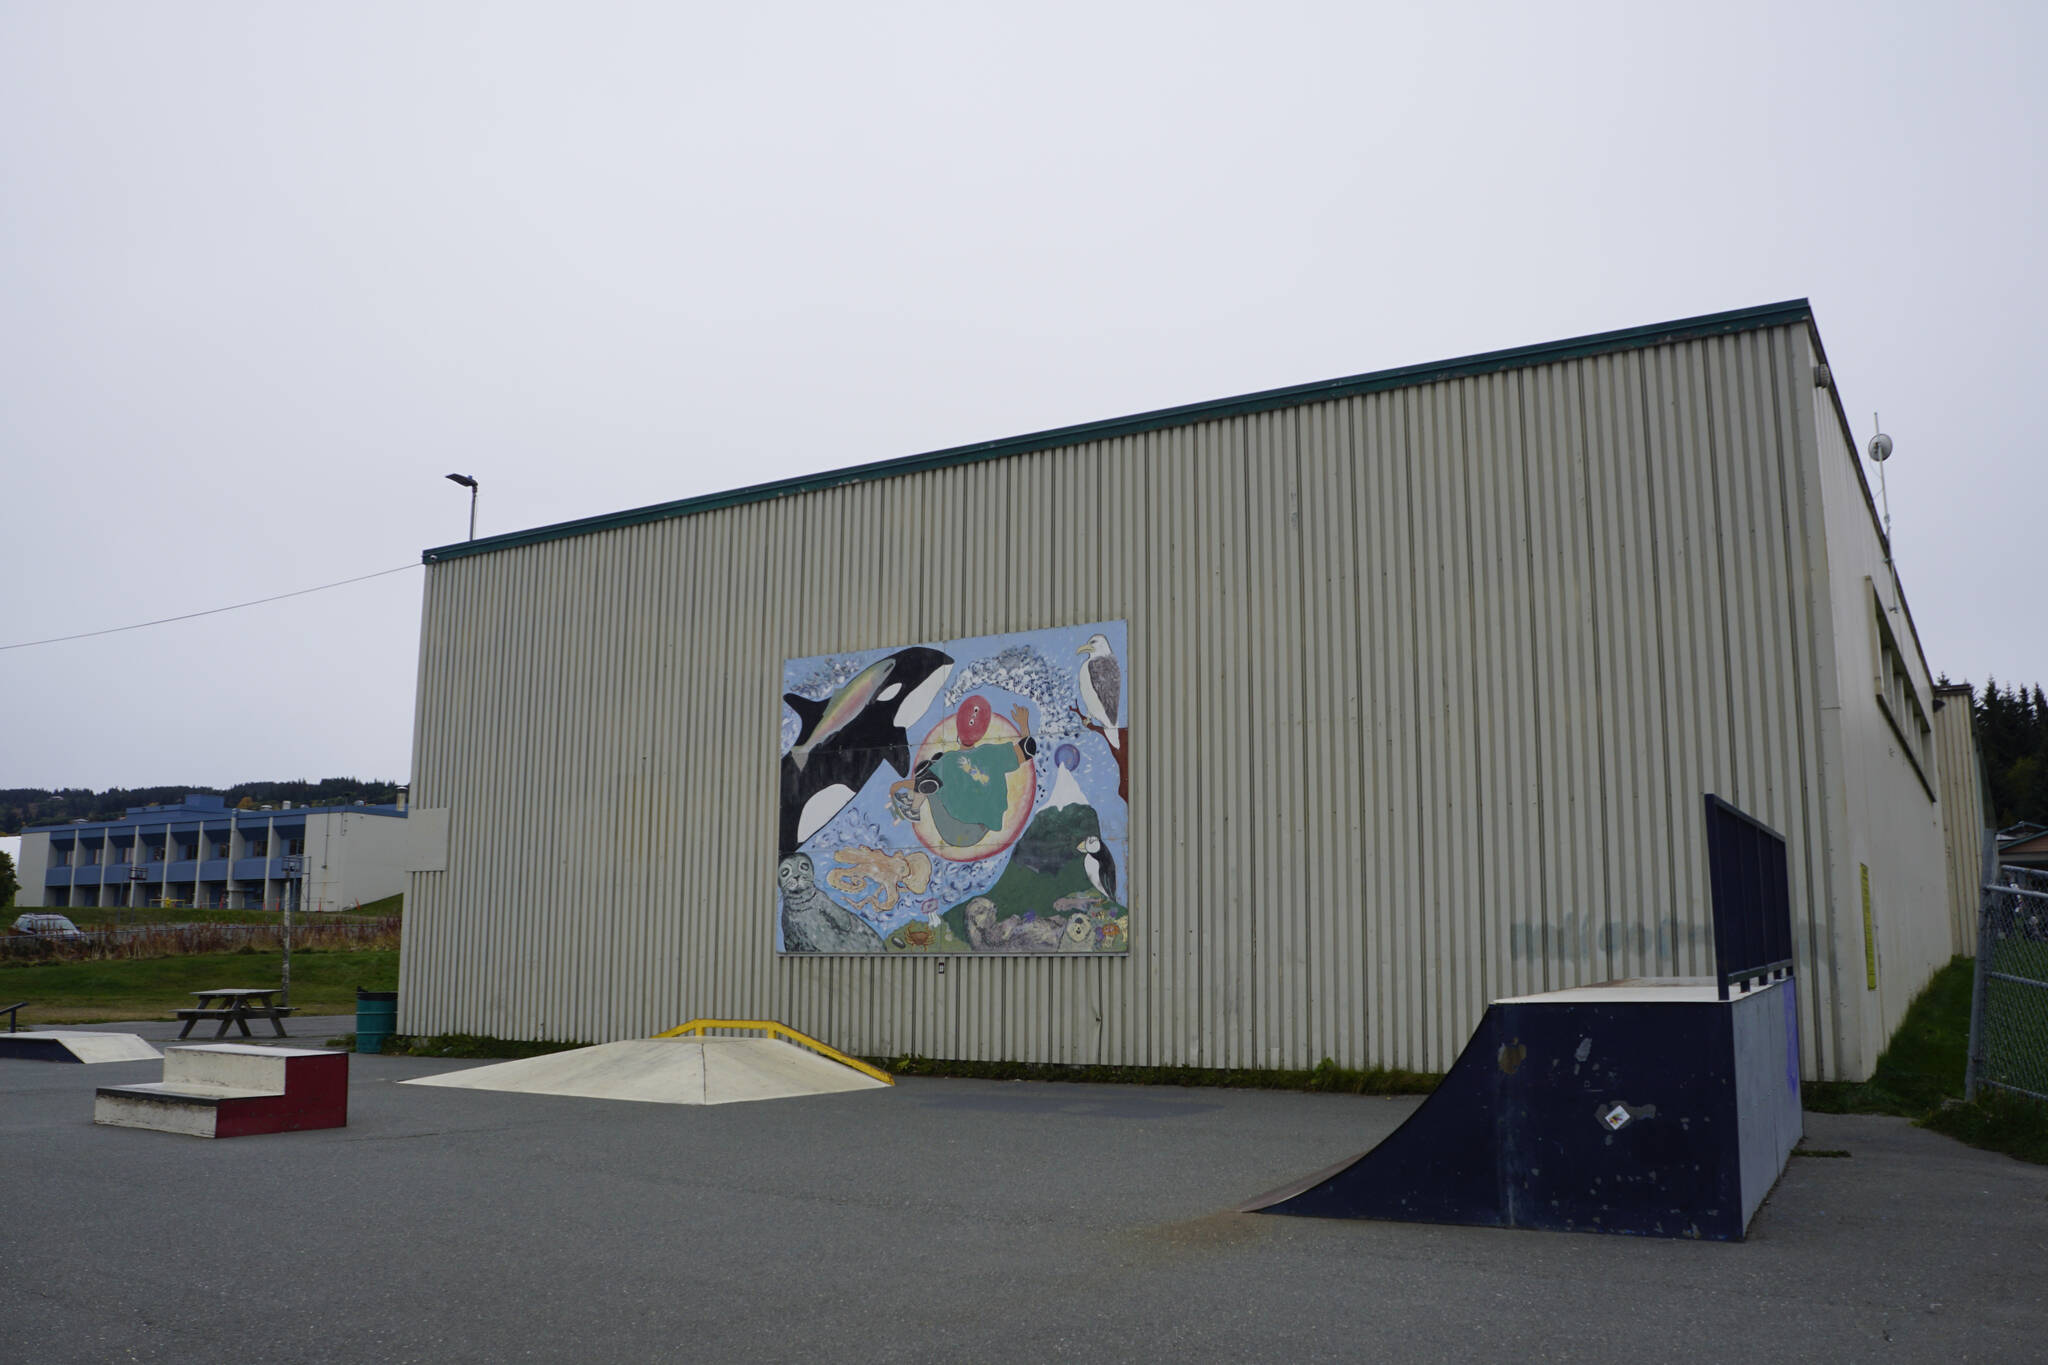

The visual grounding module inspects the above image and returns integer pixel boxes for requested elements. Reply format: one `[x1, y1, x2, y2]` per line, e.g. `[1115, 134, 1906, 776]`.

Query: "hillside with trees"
[1974, 679, 2048, 830]
[0, 779, 404, 835]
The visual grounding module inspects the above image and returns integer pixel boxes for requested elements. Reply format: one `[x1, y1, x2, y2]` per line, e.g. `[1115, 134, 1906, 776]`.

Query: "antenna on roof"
[1867, 413, 1898, 610]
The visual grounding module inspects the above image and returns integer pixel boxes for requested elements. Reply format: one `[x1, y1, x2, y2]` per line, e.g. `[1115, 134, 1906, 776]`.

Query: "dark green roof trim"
[423, 298, 1813, 564]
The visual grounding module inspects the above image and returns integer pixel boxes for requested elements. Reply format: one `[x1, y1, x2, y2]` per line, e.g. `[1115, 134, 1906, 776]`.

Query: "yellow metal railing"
[651, 1018, 894, 1086]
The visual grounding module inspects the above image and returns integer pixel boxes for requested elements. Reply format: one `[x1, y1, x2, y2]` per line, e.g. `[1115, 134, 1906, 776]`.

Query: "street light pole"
[279, 855, 303, 1008]
[445, 473, 479, 540]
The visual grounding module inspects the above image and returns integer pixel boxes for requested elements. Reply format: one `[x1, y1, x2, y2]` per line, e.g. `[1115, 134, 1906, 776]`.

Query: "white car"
[10, 913, 83, 941]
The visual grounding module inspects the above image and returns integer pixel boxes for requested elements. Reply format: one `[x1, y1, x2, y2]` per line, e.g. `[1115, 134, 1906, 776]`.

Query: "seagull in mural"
[1078, 835, 1118, 904]
[1075, 633, 1122, 749]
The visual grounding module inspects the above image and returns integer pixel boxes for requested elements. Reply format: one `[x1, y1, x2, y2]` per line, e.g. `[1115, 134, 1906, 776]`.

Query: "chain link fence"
[1967, 865, 2048, 1102]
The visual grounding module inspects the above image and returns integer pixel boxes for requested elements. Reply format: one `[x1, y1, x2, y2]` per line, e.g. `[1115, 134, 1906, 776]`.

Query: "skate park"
[3, 1005, 2043, 1364]
[10, 302, 2027, 1359]
[1, 797, 2035, 1359]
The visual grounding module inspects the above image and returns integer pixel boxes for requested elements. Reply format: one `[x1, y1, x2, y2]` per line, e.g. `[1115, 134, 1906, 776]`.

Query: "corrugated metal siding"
[1803, 343, 1952, 1072]
[1934, 695, 1987, 956]
[404, 322, 1872, 1077]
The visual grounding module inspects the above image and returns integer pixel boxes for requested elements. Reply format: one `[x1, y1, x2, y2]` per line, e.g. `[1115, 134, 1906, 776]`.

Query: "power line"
[0, 563, 422, 652]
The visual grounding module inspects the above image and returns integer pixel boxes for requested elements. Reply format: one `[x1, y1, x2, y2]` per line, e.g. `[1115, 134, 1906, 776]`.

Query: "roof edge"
[423, 298, 1814, 565]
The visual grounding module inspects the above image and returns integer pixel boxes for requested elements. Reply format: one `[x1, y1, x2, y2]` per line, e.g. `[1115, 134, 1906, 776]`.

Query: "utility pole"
[279, 855, 303, 1007]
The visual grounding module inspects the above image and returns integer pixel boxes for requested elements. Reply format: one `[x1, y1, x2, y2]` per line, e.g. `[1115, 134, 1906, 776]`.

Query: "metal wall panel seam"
[1279, 407, 1309, 1067]
[1802, 335, 1868, 1078]
[1579, 358, 1622, 985]
[1644, 345, 1707, 978]
[1509, 370, 1553, 996]
[1332, 398, 1369, 1065]
[1383, 386, 1418, 1065]
[1606, 353, 1660, 981]
[1423, 379, 1463, 1063]
[1763, 327, 1838, 1076]
[1754, 331, 1832, 1074]
[1442, 378, 1483, 1059]
[1471, 373, 1515, 1004]
[1753, 331, 1835, 1080]
[1621, 351, 1670, 979]
[1473, 375, 1512, 1018]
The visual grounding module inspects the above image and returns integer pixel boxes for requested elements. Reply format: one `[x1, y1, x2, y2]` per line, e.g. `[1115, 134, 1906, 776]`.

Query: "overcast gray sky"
[2, 2, 2042, 793]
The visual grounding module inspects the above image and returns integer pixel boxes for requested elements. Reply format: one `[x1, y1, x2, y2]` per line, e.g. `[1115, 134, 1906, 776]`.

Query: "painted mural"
[777, 621, 1129, 955]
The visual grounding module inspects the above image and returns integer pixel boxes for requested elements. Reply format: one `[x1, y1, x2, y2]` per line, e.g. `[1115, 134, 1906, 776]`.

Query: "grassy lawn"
[1805, 955, 2048, 1166]
[0, 948, 398, 1025]
[57, 892, 402, 929]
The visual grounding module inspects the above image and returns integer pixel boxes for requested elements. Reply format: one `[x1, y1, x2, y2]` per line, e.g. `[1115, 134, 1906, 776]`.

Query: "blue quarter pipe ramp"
[1243, 979, 1802, 1241]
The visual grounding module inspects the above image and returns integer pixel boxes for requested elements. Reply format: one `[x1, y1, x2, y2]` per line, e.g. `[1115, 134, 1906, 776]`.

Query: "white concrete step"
[105, 1080, 281, 1100]
[162, 1043, 324, 1092]
[94, 1082, 278, 1137]
[94, 1044, 349, 1139]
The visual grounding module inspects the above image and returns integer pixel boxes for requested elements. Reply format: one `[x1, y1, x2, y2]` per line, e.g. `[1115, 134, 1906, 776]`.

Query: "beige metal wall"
[1934, 686, 1988, 955]
[300, 812, 417, 913]
[403, 320, 1937, 1080]
[1799, 332, 1955, 1075]
[15, 832, 49, 908]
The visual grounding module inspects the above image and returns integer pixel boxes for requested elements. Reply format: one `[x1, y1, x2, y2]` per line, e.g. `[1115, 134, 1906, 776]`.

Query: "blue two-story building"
[17, 794, 413, 912]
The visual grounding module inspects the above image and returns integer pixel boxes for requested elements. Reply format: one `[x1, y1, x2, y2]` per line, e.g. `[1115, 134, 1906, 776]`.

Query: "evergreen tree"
[1973, 679, 2048, 829]
[0, 779, 404, 835]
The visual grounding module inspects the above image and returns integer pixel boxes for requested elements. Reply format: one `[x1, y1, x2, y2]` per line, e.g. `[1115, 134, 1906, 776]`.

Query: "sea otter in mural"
[777, 621, 1129, 955]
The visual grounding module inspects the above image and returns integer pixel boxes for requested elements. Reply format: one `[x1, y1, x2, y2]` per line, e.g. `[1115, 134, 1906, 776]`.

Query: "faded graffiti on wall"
[778, 620, 1129, 955]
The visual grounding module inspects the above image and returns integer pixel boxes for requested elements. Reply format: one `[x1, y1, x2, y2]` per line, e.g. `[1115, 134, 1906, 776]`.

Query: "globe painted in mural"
[906, 712, 1037, 863]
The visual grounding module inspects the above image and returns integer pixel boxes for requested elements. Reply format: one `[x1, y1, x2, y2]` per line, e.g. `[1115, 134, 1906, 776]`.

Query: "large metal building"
[399, 300, 1970, 1081]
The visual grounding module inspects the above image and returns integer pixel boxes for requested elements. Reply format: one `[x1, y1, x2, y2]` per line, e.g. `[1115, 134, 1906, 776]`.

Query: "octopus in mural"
[826, 846, 932, 914]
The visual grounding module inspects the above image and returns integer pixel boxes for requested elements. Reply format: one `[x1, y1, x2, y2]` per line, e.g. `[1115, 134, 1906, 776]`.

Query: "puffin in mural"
[779, 645, 954, 853]
[1078, 834, 1118, 904]
[1076, 633, 1122, 748]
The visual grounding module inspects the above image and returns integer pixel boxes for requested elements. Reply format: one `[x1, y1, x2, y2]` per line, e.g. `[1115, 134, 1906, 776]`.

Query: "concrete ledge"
[94, 1048, 348, 1138]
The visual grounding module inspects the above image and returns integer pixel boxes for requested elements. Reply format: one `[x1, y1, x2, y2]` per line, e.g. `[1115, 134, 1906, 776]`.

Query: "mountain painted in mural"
[934, 802, 1127, 953]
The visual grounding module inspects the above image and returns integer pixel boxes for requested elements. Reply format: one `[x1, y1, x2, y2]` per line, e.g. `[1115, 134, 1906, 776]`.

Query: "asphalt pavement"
[3, 1030, 2043, 1363]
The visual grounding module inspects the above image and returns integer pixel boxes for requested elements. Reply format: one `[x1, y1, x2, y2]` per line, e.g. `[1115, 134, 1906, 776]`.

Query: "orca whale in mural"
[780, 645, 954, 854]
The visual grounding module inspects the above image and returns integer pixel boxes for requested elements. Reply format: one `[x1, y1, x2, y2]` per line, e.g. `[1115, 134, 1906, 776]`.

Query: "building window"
[1870, 578, 1934, 796]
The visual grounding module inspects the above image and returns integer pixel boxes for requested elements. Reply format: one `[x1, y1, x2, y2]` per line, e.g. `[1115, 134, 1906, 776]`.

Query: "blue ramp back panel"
[1703, 795, 1795, 999]
[0, 1034, 87, 1063]
[1244, 981, 1800, 1241]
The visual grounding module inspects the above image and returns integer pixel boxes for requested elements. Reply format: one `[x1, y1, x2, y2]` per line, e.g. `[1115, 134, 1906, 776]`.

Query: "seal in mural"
[777, 621, 1129, 955]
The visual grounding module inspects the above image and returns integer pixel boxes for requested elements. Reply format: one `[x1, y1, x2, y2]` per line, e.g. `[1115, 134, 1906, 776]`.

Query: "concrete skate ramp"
[1243, 978, 1802, 1241]
[0, 1031, 161, 1064]
[403, 1036, 890, 1106]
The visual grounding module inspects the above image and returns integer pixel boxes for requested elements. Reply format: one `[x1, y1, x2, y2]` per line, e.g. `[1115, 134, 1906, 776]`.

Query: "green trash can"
[355, 989, 398, 1054]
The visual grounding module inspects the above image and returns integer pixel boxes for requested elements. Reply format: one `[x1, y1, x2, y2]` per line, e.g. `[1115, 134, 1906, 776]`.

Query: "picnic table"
[176, 988, 294, 1039]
